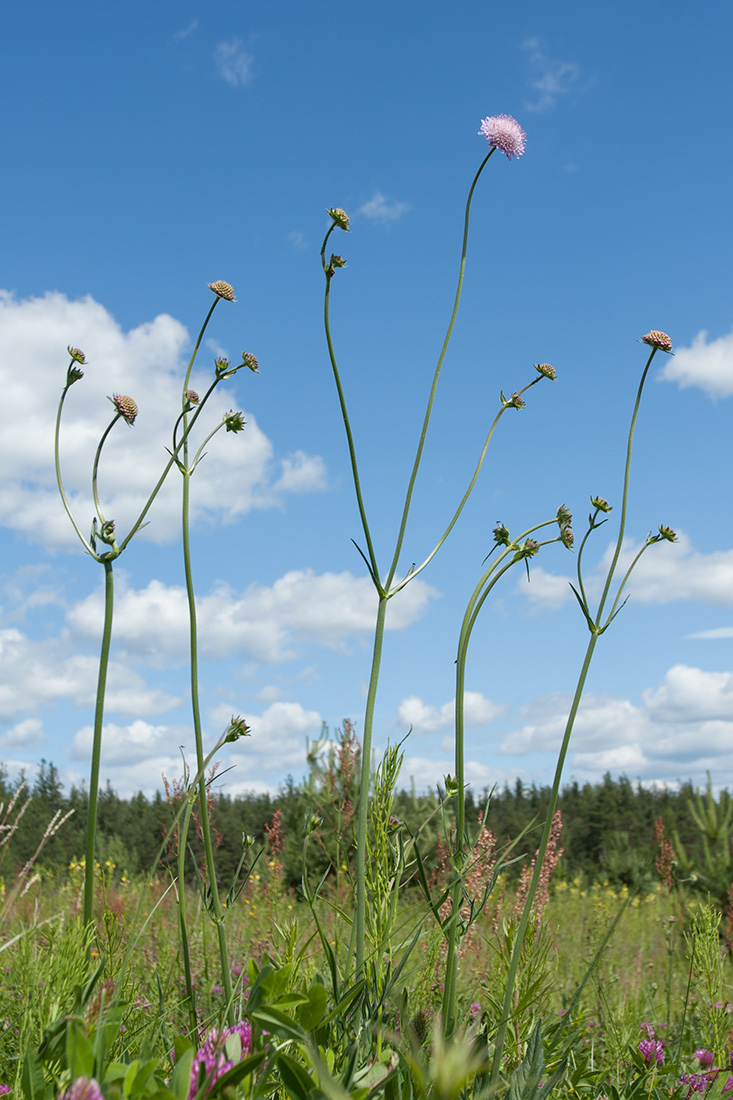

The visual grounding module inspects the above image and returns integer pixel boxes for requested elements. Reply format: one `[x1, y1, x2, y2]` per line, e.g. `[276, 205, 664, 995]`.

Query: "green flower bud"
[327, 207, 350, 231]
[223, 410, 246, 433]
[590, 496, 612, 513]
[225, 715, 251, 742]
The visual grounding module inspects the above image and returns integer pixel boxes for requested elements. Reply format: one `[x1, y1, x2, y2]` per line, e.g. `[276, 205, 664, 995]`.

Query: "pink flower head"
[696, 1050, 715, 1068]
[64, 1081, 104, 1100]
[722, 1076, 733, 1093]
[478, 115, 526, 160]
[639, 1038, 665, 1066]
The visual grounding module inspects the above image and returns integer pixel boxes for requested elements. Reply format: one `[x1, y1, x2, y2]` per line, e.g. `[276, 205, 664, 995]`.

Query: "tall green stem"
[355, 594, 388, 978]
[384, 149, 494, 592]
[83, 558, 114, 926]
[182, 460, 233, 1022]
[489, 345, 661, 1085]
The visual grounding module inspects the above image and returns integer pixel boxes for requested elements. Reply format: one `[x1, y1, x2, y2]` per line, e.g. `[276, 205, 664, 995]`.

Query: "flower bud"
[208, 280, 236, 302]
[328, 207, 350, 231]
[225, 715, 251, 742]
[534, 362, 556, 381]
[68, 346, 86, 365]
[241, 351, 259, 374]
[657, 525, 677, 543]
[99, 520, 116, 546]
[560, 523, 574, 550]
[223, 410, 245, 433]
[185, 389, 200, 406]
[444, 775, 461, 799]
[329, 254, 346, 270]
[590, 496, 612, 513]
[641, 331, 673, 353]
[109, 394, 138, 425]
[493, 523, 511, 547]
[556, 504, 572, 527]
[307, 813, 323, 835]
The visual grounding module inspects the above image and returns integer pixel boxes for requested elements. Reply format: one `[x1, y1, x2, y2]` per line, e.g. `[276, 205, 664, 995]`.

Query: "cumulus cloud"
[398, 691, 504, 732]
[499, 664, 733, 786]
[659, 329, 733, 399]
[0, 291, 325, 548]
[214, 40, 254, 87]
[67, 569, 439, 663]
[358, 192, 411, 224]
[521, 37, 580, 113]
[0, 626, 180, 724]
[518, 531, 733, 611]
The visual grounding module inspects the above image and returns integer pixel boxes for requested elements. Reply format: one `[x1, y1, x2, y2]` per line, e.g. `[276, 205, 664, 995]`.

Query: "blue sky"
[2, 0, 733, 801]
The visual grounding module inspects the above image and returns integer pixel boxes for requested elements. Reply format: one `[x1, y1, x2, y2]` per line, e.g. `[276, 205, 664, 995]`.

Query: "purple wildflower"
[722, 1077, 733, 1093]
[469, 1002, 482, 1021]
[696, 1050, 715, 1069]
[478, 114, 526, 160]
[0, 1087, 9, 1096]
[639, 1038, 665, 1066]
[63, 1081, 104, 1100]
[187, 1021, 253, 1100]
[679, 1072, 710, 1096]
[640, 1021, 656, 1038]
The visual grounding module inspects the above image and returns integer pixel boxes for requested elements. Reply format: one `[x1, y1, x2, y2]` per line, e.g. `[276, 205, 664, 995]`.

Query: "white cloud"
[0, 291, 325, 549]
[67, 570, 439, 664]
[174, 19, 198, 41]
[398, 691, 503, 732]
[358, 192, 411, 224]
[1, 717, 45, 748]
[688, 627, 733, 640]
[272, 451, 327, 493]
[521, 37, 580, 113]
[214, 40, 254, 87]
[659, 329, 733, 399]
[0, 626, 180, 724]
[518, 531, 733, 611]
[499, 664, 733, 786]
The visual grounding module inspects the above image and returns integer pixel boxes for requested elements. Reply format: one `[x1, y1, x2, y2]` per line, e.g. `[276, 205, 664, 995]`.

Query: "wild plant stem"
[489, 346, 660, 1084]
[181, 466, 234, 1022]
[384, 148, 494, 593]
[83, 557, 114, 926]
[355, 593, 388, 978]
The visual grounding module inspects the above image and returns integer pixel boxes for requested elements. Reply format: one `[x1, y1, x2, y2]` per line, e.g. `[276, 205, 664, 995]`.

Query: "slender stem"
[355, 594, 388, 979]
[384, 148, 495, 593]
[390, 403, 507, 595]
[83, 558, 115, 926]
[322, 274, 381, 588]
[443, 522, 557, 1037]
[182, 454, 233, 1021]
[176, 794, 198, 1034]
[594, 349, 657, 627]
[489, 630, 599, 1085]
[91, 414, 122, 525]
[54, 386, 96, 557]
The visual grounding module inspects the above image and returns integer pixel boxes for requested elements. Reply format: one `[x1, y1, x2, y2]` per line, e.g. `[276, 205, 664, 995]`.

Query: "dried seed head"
[328, 207, 350, 231]
[534, 362, 556, 380]
[241, 351, 259, 373]
[110, 394, 138, 425]
[590, 496, 612, 513]
[67, 346, 86, 364]
[185, 389, 200, 405]
[208, 280, 236, 302]
[641, 330, 673, 353]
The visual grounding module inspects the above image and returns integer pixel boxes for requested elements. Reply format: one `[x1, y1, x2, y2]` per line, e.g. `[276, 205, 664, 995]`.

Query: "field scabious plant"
[9, 110, 719, 1100]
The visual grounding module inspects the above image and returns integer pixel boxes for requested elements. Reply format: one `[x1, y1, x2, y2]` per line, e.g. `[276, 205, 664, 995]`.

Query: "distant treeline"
[0, 758, 716, 894]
